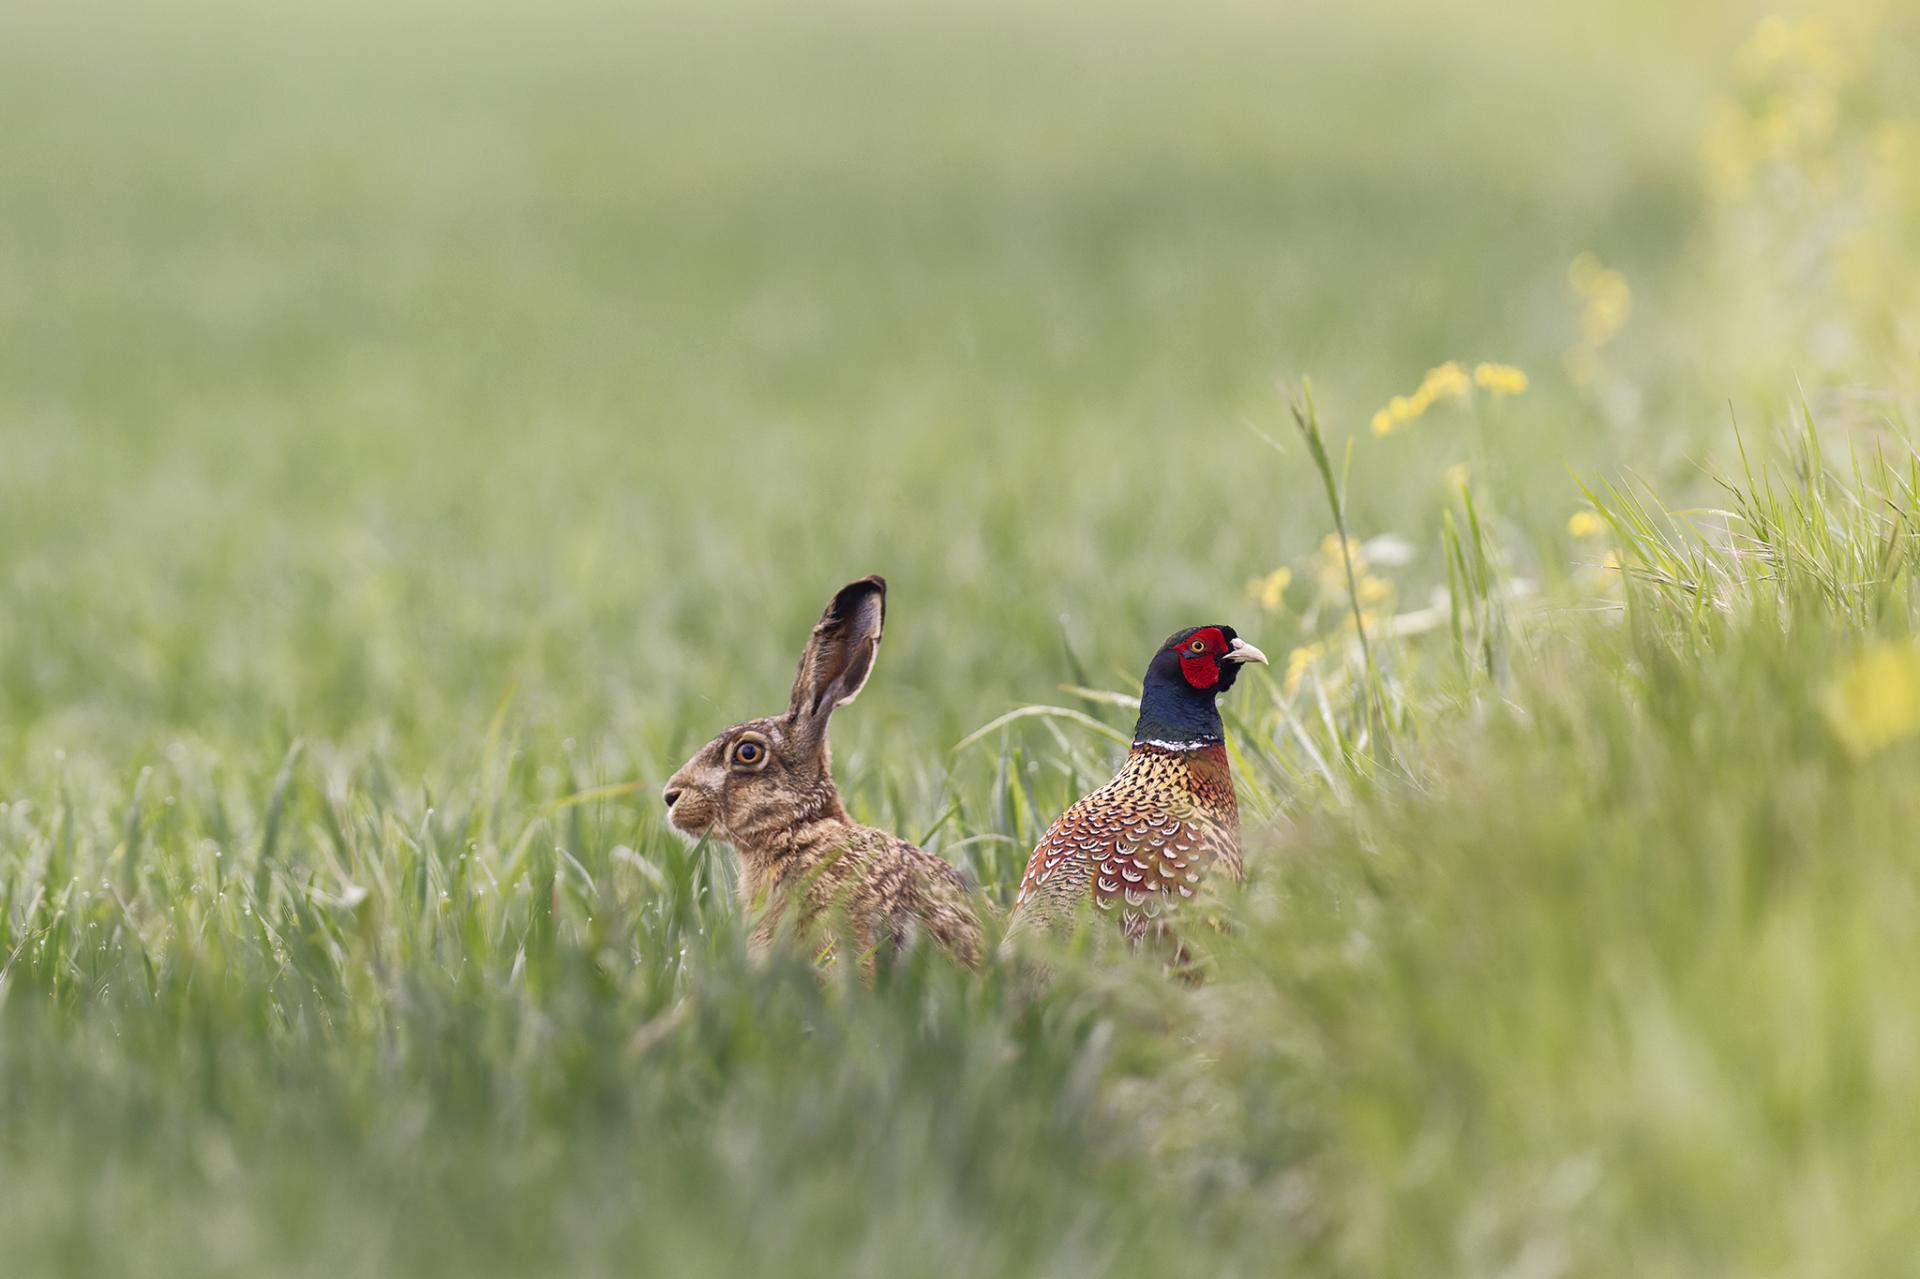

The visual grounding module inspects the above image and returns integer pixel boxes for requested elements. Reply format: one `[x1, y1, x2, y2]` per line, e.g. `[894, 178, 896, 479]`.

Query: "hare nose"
[662, 787, 683, 809]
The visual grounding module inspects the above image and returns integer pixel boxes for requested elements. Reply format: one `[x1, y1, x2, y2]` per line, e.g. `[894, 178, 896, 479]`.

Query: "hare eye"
[732, 740, 764, 767]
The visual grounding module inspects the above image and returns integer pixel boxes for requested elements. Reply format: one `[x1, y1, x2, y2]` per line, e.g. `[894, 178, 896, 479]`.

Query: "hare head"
[662, 576, 886, 851]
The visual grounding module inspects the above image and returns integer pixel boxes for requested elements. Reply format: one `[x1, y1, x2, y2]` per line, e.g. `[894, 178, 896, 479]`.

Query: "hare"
[662, 576, 983, 972]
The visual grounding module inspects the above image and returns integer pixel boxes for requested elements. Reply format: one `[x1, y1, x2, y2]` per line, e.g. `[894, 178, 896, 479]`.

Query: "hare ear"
[787, 576, 887, 730]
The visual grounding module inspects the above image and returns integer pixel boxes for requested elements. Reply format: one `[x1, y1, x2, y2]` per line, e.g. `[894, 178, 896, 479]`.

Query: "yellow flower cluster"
[1737, 15, 1849, 85]
[1356, 575, 1392, 606]
[1569, 254, 1632, 349]
[1246, 566, 1293, 613]
[1369, 359, 1524, 436]
[1700, 10, 1917, 377]
[1284, 643, 1323, 697]
[1314, 534, 1393, 619]
[1473, 362, 1529, 397]
[1704, 16, 1862, 200]
[1566, 510, 1605, 539]
[1263, 535, 1407, 700]
[1316, 534, 1364, 595]
[1823, 643, 1920, 758]
[1566, 254, 1631, 387]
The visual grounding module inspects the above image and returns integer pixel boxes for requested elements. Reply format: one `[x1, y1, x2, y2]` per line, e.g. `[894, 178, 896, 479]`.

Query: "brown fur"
[663, 577, 983, 974]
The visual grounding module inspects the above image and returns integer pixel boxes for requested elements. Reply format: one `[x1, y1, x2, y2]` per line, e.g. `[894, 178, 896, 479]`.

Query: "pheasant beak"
[1224, 637, 1269, 666]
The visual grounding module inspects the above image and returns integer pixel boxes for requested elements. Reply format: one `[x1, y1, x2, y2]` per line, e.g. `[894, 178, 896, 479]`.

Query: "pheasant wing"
[1012, 785, 1236, 940]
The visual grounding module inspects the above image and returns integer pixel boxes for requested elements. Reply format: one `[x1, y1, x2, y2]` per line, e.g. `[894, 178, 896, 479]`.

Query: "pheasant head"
[1131, 625, 1267, 750]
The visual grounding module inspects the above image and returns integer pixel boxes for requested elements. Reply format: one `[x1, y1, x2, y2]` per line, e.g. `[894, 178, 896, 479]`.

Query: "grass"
[2, 0, 1919, 1274]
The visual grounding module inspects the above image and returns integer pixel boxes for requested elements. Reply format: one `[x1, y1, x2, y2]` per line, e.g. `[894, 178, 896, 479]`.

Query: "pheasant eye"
[1188, 639, 1208, 654]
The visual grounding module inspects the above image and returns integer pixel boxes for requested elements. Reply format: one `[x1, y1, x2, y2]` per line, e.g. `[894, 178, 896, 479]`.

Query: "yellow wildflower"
[1320, 534, 1357, 561]
[1247, 566, 1293, 613]
[1739, 16, 1847, 85]
[1370, 362, 1473, 436]
[1823, 643, 1920, 758]
[1586, 548, 1625, 597]
[1738, 16, 1794, 79]
[1421, 361, 1471, 403]
[1356, 575, 1393, 606]
[1317, 535, 1366, 595]
[1568, 254, 1631, 386]
[1284, 643, 1323, 697]
[1578, 271, 1631, 348]
[1472, 362, 1529, 397]
[1567, 511, 1605, 539]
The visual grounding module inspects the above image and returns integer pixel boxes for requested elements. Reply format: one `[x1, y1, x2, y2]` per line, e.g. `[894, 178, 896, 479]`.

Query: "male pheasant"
[1009, 625, 1267, 946]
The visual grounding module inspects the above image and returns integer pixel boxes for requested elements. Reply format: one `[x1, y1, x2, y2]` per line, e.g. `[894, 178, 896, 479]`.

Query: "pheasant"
[1008, 625, 1267, 947]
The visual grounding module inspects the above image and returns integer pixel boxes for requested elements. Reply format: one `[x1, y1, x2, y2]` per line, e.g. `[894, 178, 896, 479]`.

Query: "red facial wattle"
[1179, 655, 1220, 688]
[1176, 627, 1229, 690]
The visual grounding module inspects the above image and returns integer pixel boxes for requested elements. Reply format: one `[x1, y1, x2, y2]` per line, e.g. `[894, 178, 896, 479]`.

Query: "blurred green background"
[0, 0, 1751, 771]
[2, 0, 1917, 1275]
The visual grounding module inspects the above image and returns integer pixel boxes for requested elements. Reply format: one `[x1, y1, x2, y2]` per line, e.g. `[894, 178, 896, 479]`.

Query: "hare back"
[751, 820, 982, 969]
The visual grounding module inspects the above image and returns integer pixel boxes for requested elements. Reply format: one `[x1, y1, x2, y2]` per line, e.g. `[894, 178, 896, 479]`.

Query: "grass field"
[3, 1, 1919, 1274]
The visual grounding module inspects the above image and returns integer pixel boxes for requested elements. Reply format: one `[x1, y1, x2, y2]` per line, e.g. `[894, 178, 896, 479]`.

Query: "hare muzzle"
[662, 758, 725, 837]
